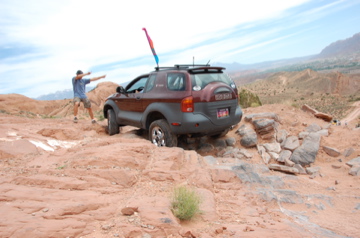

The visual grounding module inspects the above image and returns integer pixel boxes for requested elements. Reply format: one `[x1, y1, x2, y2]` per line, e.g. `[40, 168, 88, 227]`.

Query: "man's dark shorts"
[73, 97, 91, 108]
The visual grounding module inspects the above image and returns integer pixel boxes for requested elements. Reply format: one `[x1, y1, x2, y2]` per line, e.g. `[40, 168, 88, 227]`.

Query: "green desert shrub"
[171, 186, 201, 221]
[238, 88, 262, 108]
[250, 102, 261, 107]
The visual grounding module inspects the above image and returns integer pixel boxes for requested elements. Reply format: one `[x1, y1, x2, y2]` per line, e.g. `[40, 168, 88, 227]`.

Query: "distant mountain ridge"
[35, 86, 95, 100]
[35, 80, 131, 101]
[216, 32, 360, 73]
[35, 89, 73, 100]
[317, 32, 360, 58]
[216, 55, 313, 72]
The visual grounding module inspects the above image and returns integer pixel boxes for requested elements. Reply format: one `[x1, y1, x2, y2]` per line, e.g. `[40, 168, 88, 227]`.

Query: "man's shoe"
[91, 119, 96, 124]
[73, 117, 78, 123]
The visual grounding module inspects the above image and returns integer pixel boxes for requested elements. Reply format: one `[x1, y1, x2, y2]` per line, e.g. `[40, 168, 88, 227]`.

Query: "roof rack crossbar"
[174, 64, 210, 67]
[154, 64, 217, 71]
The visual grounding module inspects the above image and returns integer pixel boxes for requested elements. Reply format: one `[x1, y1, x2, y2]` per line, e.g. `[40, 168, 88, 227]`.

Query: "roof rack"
[174, 64, 210, 67]
[155, 64, 211, 71]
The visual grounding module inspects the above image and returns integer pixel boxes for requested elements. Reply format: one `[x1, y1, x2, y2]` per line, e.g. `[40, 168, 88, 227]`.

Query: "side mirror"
[116, 86, 125, 94]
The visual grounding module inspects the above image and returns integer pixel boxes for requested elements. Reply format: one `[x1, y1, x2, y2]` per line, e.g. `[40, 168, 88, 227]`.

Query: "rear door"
[190, 69, 240, 126]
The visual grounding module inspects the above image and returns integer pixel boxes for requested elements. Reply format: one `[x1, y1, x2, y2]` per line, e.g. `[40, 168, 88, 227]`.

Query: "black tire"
[107, 109, 119, 135]
[149, 119, 178, 147]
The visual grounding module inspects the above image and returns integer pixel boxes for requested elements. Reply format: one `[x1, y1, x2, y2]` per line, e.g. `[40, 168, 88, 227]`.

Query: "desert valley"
[0, 80, 359, 238]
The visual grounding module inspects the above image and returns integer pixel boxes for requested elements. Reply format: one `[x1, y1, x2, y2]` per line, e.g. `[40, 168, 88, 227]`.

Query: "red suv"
[103, 64, 243, 147]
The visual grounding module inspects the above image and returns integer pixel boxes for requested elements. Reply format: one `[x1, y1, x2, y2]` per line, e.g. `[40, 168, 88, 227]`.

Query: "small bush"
[250, 102, 260, 107]
[56, 165, 66, 170]
[171, 186, 201, 221]
[238, 88, 262, 108]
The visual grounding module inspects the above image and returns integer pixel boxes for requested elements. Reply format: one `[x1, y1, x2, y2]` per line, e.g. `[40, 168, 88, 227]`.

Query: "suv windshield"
[191, 73, 234, 91]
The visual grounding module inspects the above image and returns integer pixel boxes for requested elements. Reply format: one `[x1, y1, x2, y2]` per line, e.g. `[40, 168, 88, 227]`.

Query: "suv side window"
[144, 74, 156, 92]
[167, 73, 186, 91]
[126, 76, 148, 93]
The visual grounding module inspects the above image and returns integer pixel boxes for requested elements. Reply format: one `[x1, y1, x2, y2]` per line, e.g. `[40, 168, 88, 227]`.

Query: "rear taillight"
[181, 96, 194, 112]
[234, 88, 239, 98]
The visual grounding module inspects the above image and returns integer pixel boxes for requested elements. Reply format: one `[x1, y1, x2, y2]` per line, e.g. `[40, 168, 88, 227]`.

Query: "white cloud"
[0, 0, 359, 97]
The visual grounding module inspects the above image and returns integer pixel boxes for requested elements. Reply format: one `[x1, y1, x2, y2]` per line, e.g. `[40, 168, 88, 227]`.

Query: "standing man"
[72, 70, 106, 123]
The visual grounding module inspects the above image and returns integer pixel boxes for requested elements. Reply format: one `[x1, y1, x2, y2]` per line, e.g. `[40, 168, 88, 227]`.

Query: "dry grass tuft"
[171, 186, 201, 221]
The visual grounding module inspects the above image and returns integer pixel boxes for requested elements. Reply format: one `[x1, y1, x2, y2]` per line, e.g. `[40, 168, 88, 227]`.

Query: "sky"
[1, 0, 360, 98]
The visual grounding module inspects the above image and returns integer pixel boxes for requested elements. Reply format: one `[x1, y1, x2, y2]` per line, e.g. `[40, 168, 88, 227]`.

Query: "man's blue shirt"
[72, 77, 90, 98]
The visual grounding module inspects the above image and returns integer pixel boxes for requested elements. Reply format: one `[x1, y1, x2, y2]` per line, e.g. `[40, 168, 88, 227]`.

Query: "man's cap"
[76, 70, 83, 75]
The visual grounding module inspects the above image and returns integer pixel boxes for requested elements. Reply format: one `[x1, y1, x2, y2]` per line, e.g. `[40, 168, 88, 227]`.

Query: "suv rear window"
[191, 72, 234, 91]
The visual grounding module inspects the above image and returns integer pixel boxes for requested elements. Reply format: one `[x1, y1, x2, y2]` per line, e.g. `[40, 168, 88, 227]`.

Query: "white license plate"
[217, 108, 229, 118]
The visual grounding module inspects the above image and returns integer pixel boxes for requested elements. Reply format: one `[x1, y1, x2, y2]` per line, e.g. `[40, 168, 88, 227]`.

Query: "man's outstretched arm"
[90, 75, 106, 82]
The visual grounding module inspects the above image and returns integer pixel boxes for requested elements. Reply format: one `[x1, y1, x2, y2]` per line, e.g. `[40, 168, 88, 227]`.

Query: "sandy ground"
[0, 102, 360, 238]
[343, 101, 360, 126]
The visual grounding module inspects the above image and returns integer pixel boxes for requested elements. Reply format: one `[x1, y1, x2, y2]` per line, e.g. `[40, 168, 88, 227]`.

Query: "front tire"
[149, 119, 178, 147]
[107, 109, 119, 135]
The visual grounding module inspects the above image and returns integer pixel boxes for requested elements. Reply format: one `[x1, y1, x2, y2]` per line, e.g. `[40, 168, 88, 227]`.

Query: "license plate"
[217, 108, 229, 119]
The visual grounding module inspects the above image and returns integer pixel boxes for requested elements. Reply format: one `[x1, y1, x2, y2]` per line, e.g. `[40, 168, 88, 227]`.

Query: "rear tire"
[149, 119, 178, 147]
[107, 109, 119, 135]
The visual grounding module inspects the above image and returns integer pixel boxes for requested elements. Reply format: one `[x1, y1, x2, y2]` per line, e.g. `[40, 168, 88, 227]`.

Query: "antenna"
[193, 56, 194, 66]
[206, 60, 210, 66]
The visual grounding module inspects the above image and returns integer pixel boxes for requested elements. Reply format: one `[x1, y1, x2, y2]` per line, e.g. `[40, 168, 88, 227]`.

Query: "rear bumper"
[169, 106, 243, 135]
